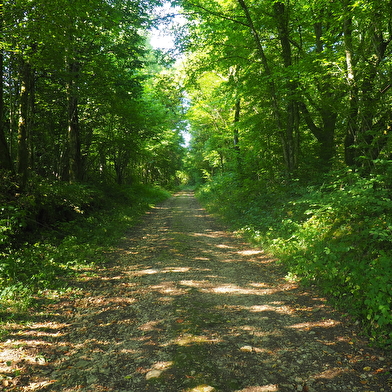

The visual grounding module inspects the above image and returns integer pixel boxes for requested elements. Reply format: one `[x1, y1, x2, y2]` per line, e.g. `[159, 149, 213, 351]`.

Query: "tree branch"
[185, 1, 250, 28]
[298, 101, 324, 142]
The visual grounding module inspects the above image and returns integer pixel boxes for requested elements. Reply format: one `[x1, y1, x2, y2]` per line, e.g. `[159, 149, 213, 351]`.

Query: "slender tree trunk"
[236, 0, 294, 174]
[0, 48, 13, 172]
[17, 60, 34, 187]
[229, 66, 241, 155]
[343, 12, 358, 167]
[0, 6, 13, 172]
[67, 61, 82, 182]
[273, 1, 299, 174]
[233, 98, 242, 176]
[233, 98, 240, 151]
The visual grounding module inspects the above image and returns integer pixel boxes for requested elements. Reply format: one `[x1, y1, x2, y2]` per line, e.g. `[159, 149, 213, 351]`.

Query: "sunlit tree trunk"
[233, 98, 240, 152]
[229, 65, 241, 172]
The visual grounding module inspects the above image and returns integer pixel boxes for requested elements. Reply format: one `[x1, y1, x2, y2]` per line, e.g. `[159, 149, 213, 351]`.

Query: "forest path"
[1, 191, 390, 392]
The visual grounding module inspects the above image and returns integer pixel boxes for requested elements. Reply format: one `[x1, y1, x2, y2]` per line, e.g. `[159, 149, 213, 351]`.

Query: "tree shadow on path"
[1, 191, 390, 392]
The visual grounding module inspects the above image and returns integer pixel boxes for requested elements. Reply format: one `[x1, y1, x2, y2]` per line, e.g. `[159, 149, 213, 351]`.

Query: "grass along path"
[0, 191, 390, 392]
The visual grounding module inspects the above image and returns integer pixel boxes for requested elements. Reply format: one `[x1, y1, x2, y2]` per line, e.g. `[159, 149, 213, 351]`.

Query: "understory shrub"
[1, 174, 107, 249]
[197, 169, 392, 347]
[0, 180, 170, 315]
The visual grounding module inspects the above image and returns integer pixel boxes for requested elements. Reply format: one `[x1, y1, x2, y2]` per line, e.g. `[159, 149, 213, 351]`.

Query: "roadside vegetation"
[2, 0, 392, 357]
[0, 174, 170, 323]
[0, 1, 182, 325]
[179, 0, 392, 349]
[196, 165, 392, 348]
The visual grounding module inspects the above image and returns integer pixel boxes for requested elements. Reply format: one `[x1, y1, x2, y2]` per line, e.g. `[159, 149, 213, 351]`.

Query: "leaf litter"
[0, 191, 391, 391]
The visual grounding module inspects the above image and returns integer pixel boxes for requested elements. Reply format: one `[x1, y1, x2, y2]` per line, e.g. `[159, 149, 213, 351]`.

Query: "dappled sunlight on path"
[1, 191, 390, 391]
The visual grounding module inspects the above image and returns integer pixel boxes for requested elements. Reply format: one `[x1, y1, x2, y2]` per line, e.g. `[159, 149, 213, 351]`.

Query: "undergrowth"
[0, 178, 170, 318]
[196, 166, 392, 348]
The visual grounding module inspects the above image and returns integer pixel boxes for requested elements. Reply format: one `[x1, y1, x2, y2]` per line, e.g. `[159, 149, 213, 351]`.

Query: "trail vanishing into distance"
[1, 192, 390, 392]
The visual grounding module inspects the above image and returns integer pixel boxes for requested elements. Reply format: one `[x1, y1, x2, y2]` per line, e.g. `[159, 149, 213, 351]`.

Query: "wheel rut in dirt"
[1, 191, 390, 392]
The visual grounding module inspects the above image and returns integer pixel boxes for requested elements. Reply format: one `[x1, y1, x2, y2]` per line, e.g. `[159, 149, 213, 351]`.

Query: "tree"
[0, 0, 170, 186]
[342, 0, 392, 169]
[0, 7, 13, 172]
[181, 0, 392, 183]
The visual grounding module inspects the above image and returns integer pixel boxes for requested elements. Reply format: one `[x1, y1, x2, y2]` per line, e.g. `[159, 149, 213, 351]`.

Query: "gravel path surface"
[1, 191, 391, 392]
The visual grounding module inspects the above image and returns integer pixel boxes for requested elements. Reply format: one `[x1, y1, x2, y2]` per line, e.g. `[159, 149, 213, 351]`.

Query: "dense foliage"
[181, 0, 392, 179]
[1, 179, 170, 315]
[197, 168, 392, 347]
[181, 0, 392, 347]
[0, 0, 186, 186]
[1, 0, 392, 349]
[0, 1, 184, 313]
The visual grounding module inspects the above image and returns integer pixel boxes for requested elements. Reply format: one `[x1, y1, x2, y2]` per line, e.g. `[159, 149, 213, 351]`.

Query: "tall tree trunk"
[358, 14, 391, 166]
[0, 48, 13, 172]
[233, 98, 242, 176]
[236, 0, 295, 174]
[229, 66, 241, 157]
[298, 20, 338, 172]
[67, 61, 82, 182]
[0, 5, 13, 172]
[343, 11, 358, 167]
[273, 1, 299, 174]
[343, 3, 391, 168]
[315, 20, 338, 171]
[233, 98, 240, 151]
[17, 59, 34, 187]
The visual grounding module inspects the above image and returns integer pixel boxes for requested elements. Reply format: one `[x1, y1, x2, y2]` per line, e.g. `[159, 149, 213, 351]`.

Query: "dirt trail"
[1, 191, 391, 392]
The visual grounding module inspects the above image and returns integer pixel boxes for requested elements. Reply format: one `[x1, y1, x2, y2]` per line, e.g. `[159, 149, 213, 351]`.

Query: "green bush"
[0, 175, 108, 249]
[0, 205, 27, 245]
[0, 181, 170, 317]
[197, 169, 392, 347]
